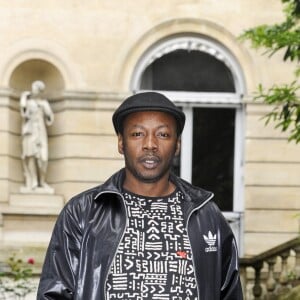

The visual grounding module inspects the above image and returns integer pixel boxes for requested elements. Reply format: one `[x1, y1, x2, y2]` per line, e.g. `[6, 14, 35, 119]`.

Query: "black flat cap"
[112, 92, 185, 135]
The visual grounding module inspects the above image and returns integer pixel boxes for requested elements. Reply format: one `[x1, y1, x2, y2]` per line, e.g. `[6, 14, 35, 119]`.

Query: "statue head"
[31, 80, 45, 95]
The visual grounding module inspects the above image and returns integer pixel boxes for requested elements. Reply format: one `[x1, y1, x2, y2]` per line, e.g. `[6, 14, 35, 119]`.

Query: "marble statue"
[20, 80, 54, 193]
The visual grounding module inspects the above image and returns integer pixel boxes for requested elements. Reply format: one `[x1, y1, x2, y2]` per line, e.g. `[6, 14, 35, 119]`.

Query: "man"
[37, 92, 243, 299]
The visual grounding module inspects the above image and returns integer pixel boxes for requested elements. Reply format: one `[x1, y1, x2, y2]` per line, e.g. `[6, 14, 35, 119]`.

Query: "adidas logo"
[203, 231, 217, 253]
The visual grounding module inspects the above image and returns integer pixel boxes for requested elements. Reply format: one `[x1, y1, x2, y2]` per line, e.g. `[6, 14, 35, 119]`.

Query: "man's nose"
[143, 134, 158, 150]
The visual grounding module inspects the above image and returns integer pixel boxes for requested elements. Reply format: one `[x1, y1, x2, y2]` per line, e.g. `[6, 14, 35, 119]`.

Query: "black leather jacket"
[37, 169, 243, 299]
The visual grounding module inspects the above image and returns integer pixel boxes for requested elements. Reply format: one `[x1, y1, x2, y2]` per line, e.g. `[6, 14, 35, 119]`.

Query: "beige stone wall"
[47, 93, 125, 201]
[0, 0, 299, 262]
[244, 103, 300, 254]
[0, 0, 288, 91]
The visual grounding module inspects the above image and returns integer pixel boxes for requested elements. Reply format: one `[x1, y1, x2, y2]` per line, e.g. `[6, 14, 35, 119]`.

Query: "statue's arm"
[42, 100, 54, 126]
[20, 91, 31, 117]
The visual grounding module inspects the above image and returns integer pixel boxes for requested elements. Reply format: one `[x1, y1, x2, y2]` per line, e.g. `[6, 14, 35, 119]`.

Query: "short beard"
[123, 144, 178, 184]
[124, 156, 172, 184]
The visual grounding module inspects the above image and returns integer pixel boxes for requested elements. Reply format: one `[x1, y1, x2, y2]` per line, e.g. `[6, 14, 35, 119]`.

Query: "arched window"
[131, 35, 246, 252]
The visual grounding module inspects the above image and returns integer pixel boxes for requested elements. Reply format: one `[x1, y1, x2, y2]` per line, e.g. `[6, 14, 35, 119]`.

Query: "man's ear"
[118, 133, 124, 155]
[175, 136, 181, 156]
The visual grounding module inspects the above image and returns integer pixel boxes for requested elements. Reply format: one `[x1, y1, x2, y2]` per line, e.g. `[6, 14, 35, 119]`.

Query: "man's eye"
[158, 132, 170, 138]
[132, 132, 143, 137]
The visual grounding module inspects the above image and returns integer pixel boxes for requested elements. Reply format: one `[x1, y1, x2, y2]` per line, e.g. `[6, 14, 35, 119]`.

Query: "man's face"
[118, 111, 181, 184]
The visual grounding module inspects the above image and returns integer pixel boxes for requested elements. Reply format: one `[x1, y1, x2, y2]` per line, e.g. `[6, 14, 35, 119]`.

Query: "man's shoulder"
[63, 184, 104, 212]
[68, 184, 103, 204]
[65, 169, 124, 208]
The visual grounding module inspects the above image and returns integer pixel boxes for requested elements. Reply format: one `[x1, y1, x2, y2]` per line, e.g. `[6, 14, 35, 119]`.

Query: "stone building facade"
[0, 0, 299, 269]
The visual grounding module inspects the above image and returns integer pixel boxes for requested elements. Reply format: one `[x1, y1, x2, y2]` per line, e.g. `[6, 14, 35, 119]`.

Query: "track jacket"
[37, 168, 243, 299]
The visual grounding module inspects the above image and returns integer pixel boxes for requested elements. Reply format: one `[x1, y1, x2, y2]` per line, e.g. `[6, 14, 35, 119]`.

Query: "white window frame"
[130, 36, 246, 254]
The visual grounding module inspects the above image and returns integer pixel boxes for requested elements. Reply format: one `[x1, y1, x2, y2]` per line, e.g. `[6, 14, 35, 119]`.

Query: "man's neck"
[123, 172, 175, 197]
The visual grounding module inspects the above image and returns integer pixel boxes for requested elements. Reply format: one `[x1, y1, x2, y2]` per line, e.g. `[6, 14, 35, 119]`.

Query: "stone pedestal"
[20, 185, 55, 195]
[0, 193, 64, 250]
[9, 193, 64, 210]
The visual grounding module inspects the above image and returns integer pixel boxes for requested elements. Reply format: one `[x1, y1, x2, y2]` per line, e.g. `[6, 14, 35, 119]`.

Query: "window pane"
[141, 50, 235, 92]
[192, 107, 235, 211]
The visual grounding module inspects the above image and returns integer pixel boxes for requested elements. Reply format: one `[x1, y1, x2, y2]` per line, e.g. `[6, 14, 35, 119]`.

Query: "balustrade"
[240, 237, 300, 299]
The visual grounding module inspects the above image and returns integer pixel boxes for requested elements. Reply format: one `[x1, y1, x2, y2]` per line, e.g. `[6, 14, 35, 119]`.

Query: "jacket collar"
[94, 169, 125, 200]
[94, 168, 213, 208]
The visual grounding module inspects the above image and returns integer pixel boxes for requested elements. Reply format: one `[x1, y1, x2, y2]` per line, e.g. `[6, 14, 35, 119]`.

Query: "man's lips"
[139, 156, 160, 169]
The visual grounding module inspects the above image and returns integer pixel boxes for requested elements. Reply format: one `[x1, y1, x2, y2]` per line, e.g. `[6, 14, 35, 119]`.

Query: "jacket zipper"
[95, 191, 128, 300]
[185, 193, 214, 300]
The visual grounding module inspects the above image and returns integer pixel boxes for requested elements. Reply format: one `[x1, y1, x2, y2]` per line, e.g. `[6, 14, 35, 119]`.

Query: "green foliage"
[0, 254, 36, 300]
[256, 82, 300, 142]
[240, 0, 300, 65]
[240, 0, 300, 143]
